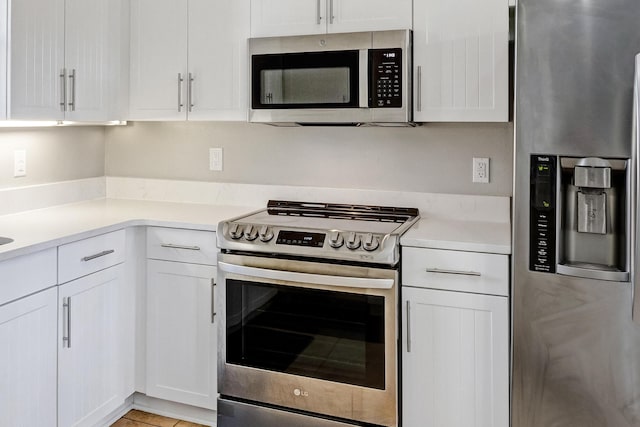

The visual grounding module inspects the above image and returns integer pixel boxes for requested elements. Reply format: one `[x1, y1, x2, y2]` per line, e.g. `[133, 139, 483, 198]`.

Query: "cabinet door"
[129, 0, 188, 120]
[64, 0, 127, 121]
[413, 0, 509, 122]
[9, 0, 65, 120]
[250, 0, 327, 37]
[146, 260, 217, 409]
[0, 287, 57, 427]
[187, 0, 249, 121]
[329, 0, 412, 33]
[58, 264, 132, 427]
[402, 287, 509, 427]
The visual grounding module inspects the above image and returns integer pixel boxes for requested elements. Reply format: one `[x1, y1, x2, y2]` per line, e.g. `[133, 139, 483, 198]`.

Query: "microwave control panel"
[529, 154, 557, 273]
[369, 48, 402, 108]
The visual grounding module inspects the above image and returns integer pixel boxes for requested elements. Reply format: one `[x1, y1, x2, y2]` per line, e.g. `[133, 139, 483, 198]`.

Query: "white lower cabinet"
[58, 263, 133, 427]
[402, 286, 509, 427]
[0, 287, 58, 427]
[146, 259, 217, 409]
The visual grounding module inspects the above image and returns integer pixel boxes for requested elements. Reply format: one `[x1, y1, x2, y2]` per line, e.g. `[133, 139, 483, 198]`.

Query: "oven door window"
[226, 279, 385, 390]
[251, 50, 360, 109]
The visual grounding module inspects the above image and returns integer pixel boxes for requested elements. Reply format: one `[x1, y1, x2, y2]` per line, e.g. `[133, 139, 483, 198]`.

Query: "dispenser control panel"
[530, 155, 556, 273]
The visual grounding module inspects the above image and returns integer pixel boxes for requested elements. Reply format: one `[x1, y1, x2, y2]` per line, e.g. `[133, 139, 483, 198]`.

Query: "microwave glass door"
[251, 51, 360, 109]
[225, 278, 385, 389]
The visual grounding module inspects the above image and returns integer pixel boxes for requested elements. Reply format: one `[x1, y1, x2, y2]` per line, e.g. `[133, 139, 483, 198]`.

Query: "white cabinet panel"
[9, 0, 127, 121]
[146, 260, 217, 409]
[129, 0, 248, 121]
[402, 247, 509, 296]
[0, 287, 57, 427]
[129, 0, 188, 120]
[58, 229, 126, 284]
[250, 0, 410, 37]
[250, 0, 326, 37]
[58, 264, 132, 427]
[329, 0, 411, 34]
[9, 0, 65, 120]
[146, 226, 217, 265]
[413, 0, 509, 122]
[402, 287, 509, 427]
[0, 248, 57, 306]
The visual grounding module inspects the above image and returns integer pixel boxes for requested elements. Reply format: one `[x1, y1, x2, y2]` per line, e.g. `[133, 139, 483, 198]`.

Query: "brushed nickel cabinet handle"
[160, 243, 201, 251]
[406, 300, 411, 353]
[316, 0, 322, 24]
[329, 0, 334, 24]
[426, 268, 482, 277]
[177, 73, 184, 112]
[63, 297, 71, 348]
[68, 69, 76, 111]
[211, 278, 217, 323]
[81, 249, 115, 262]
[60, 69, 67, 112]
[417, 66, 422, 112]
[188, 73, 195, 112]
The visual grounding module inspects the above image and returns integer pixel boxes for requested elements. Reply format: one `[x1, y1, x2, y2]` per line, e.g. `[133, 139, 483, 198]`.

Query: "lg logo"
[293, 388, 309, 397]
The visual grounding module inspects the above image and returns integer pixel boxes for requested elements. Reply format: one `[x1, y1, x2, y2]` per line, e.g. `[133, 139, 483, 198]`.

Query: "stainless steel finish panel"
[633, 54, 640, 320]
[574, 166, 611, 189]
[514, 0, 640, 425]
[248, 30, 411, 125]
[515, 0, 640, 158]
[217, 253, 398, 427]
[576, 191, 607, 234]
[218, 398, 363, 427]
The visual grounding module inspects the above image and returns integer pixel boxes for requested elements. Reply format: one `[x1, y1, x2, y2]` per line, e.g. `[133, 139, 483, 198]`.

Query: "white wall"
[0, 126, 105, 189]
[105, 121, 514, 196]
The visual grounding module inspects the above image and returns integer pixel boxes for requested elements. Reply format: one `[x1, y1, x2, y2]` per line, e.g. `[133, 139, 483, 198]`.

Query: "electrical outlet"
[14, 150, 26, 177]
[209, 148, 223, 171]
[473, 157, 489, 183]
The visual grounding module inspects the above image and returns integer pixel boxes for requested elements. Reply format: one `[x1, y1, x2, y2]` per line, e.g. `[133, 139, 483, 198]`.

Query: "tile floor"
[110, 409, 208, 427]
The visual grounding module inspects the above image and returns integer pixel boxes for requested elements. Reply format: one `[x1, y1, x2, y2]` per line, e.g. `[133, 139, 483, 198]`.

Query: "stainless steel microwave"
[248, 30, 412, 126]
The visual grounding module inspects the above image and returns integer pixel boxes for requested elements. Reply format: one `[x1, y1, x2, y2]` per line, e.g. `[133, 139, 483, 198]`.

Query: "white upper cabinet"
[129, 0, 249, 121]
[413, 0, 509, 122]
[8, 0, 128, 121]
[250, 0, 412, 37]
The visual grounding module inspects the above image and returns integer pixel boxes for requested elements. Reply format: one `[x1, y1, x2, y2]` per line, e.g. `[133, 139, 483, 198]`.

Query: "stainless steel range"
[216, 200, 419, 427]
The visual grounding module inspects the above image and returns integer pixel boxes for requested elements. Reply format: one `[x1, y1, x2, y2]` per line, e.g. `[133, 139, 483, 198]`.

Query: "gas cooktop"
[217, 200, 420, 265]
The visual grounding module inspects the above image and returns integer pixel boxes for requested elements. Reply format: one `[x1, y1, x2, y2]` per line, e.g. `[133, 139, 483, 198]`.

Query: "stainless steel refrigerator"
[513, 0, 640, 425]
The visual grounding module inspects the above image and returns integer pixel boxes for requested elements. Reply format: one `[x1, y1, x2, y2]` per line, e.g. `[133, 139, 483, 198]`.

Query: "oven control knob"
[328, 231, 344, 248]
[229, 223, 244, 239]
[362, 233, 380, 251]
[243, 224, 259, 241]
[345, 232, 361, 250]
[258, 226, 274, 242]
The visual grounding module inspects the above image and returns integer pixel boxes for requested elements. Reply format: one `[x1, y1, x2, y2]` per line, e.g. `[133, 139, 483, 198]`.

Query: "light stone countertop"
[0, 195, 511, 263]
[0, 198, 259, 262]
[401, 217, 511, 255]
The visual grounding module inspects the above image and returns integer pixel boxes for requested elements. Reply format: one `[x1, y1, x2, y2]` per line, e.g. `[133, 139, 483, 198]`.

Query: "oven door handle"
[218, 261, 394, 290]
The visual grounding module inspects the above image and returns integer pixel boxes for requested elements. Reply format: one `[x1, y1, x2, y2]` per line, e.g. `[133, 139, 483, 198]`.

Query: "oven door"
[217, 252, 398, 427]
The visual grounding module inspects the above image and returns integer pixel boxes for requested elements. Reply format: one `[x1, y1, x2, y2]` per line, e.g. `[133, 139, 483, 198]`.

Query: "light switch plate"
[210, 148, 223, 171]
[14, 150, 26, 177]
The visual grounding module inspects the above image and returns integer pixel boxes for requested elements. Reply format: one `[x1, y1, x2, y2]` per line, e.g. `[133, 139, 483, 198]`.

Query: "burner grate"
[267, 200, 419, 223]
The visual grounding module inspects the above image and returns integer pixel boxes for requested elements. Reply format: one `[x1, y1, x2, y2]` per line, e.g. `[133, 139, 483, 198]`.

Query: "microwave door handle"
[633, 53, 640, 321]
[359, 49, 368, 108]
[218, 261, 394, 290]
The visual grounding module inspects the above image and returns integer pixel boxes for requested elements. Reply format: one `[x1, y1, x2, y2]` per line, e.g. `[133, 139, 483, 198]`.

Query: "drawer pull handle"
[211, 278, 216, 324]
[81, 249, 115, 262]
[62, 297, 71, 348]
[160, 243, 201, 251]
[426, 268, 482, 277]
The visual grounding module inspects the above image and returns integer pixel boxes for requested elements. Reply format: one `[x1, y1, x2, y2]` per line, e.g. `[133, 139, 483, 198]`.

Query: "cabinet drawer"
[58, 230, 126, 284]
[147, 227, 216, 265]
[402, 247, 508, 296]
[0, 248, 57, 306]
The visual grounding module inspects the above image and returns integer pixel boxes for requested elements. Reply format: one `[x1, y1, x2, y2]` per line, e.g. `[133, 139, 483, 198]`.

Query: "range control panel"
[369, 48, 402, 108]
[530, 155, 556, 273]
